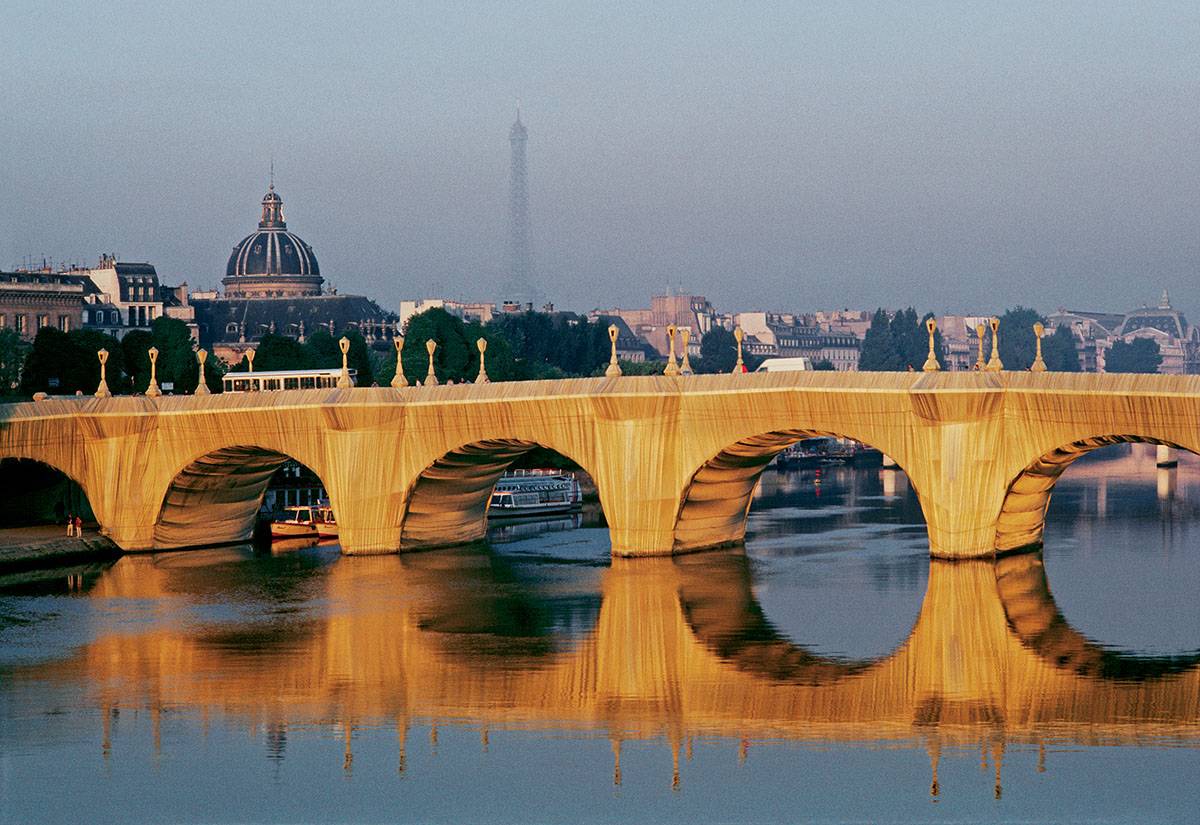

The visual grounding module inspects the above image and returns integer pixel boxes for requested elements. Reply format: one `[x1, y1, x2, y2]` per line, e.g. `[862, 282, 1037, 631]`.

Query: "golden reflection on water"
[9, 542, 1200, 793]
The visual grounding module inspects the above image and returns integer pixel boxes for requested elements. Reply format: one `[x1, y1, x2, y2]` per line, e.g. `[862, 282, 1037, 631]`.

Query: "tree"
[0, 329, 30, 397]
[252, 333, 313, 372]
[812, 358, 836, 371]
[1105, 337, 1162, 374]
[698, 327, 738, 374]
[859, 309, 900, 371]
[489, 311, 610, 379]
[21, 327, 127, 395]
[403, 307, 476, 384]
[303, 329, 342, 369]
[859, 308, 944, 371]
[121, 329, 155, 392]
[982, 307, 1040, 370]
[150, 316, 201, 393]
[71, 329, 129, 394]
[1042, 324, 1081, 372]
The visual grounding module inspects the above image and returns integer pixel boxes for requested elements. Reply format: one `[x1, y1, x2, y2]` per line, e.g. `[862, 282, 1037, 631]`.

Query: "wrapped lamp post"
[664, 324, 680, 376]
[390, 337, 408, 388]
[922, 318, 941, 371]
[337, 336, 352, 388]
[476, 338, 490, 383]
[145, 347, 162, 397]
[194, 349, 211, 395]
[732, 327, 746, 374]
[94, 349, 111, 398]
[605, 325, 622, 377]
[986, 318, 1003, 372]
[425, 340, 439, 386]
[1031, 323, 1047, 372]
[679, 328, 694, 375]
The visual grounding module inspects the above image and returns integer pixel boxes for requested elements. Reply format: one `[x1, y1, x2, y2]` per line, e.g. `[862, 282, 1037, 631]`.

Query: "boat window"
[284, 377, 299, 390]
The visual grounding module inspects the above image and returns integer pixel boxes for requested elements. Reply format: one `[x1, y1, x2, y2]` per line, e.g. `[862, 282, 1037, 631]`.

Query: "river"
[1, 444, 1197, 823]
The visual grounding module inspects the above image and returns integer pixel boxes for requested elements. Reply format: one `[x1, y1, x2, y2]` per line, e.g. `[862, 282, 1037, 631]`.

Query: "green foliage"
[248, 333, 313, 372]
[812, 358, 836, 371]
[21, 327, 128, 395]
[303, 329, 342, 369]
[121, 329, 155, 392]
[698, 326, 737, 374]
[1105, 337, 1162, 374]
[611, 359, 667, 376]
[149, 317, 201, 393]
[0, 329, 30, 396]
[403, 307, 478, 384]
[982, 307, 1040, 370]
[859, 308, 944, 371]
[1042, 324, 1081, 372]
[489, 311, 610, 379]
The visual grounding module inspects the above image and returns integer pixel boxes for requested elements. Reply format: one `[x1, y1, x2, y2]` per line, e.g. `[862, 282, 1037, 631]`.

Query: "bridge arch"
[0, 455, 96, 533]
[153, 444, 333, 550]
[673, 428, 911, 553]
[995, 552, 1200, 680]
[399, 438, 601, 551]
[996, 435, 1195, 552]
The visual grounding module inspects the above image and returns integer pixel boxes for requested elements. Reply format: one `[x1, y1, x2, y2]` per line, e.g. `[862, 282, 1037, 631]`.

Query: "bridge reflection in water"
[7, 540, 1198, 798]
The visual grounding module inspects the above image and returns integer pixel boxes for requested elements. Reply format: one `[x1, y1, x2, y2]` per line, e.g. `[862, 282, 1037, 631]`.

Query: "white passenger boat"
[271, 506, 320, 539]
[488, 470, 582, 518]
[315, 506, 339, 540]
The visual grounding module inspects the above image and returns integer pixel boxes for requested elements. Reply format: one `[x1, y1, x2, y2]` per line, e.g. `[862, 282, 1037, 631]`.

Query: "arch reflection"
[4, 543, 1200, 780]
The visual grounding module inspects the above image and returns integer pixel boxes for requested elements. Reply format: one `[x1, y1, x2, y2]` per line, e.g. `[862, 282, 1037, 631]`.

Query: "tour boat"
[488, 470, 582, 518]
[270, 506, 320, 539]
[315, 506, 339, 539]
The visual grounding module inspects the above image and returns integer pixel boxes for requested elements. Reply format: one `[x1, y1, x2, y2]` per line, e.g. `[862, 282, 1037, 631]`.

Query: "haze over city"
[2, 1, 1198, 315]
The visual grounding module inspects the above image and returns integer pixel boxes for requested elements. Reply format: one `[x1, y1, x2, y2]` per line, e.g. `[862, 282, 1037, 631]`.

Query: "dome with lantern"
[223, 184, 323, 298]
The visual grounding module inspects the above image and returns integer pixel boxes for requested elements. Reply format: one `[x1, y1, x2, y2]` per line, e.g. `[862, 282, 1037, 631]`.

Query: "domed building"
[192, 181, 399, 368]
[223, 185, 323, 298]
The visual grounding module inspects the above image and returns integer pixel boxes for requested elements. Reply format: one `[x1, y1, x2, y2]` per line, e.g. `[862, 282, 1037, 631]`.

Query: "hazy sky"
[2, 1, 1197, 317]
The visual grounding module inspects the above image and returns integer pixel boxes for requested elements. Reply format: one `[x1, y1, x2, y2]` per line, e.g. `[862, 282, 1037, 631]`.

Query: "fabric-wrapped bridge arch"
[2, 371, 1200, 558]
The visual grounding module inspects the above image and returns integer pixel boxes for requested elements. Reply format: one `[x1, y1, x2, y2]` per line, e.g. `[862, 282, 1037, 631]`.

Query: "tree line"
[0, 304, 1168, 399]
[858, 306, 1162, 374]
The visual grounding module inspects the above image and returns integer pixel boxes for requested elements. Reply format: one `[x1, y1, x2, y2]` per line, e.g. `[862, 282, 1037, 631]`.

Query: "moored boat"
[315, 506, 338, 539]
[271, 506, 319, 539]
[488, 470, 582, 518]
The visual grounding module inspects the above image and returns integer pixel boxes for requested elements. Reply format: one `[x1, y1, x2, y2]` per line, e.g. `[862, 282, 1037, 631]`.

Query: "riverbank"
[0, 527, 122, 574]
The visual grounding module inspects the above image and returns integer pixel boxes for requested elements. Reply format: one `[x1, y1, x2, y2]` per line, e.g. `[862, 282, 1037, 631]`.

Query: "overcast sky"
[2, 1, 1197, 317]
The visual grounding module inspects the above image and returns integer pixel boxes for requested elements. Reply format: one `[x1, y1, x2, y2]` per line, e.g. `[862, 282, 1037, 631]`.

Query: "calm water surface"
[1, 445, 1198, 823]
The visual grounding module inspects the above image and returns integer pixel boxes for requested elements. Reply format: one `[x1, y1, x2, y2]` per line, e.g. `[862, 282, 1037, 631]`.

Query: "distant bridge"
[2, 371, 1198, 558]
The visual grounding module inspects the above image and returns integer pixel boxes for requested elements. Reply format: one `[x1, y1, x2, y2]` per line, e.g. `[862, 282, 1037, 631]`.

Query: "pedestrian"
[74, 514, 84, 537]
[66, 512, 75, 537]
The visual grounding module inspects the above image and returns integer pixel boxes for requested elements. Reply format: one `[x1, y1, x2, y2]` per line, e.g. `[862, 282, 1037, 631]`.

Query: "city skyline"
[2, 2, 1198, 318]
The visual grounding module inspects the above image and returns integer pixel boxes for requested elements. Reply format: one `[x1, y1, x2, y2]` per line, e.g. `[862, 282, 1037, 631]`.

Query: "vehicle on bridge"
[755, 357, 812, 372]
[223, 368, 355, 393]
[488, 470, 582, 518]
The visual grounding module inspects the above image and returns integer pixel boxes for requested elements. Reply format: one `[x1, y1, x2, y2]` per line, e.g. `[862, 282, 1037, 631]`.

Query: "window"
[111, 311, 120, 325]
[0, 314, 6, 328]
[226, 322, 239, 334]
[37, 314, 49, 330]
[15, 315, 27, 334]
[58, 315, 70, 332]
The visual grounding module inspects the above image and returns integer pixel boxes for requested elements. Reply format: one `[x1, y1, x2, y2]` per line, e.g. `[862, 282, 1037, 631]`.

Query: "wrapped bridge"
[2, 370, 1198, 559]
